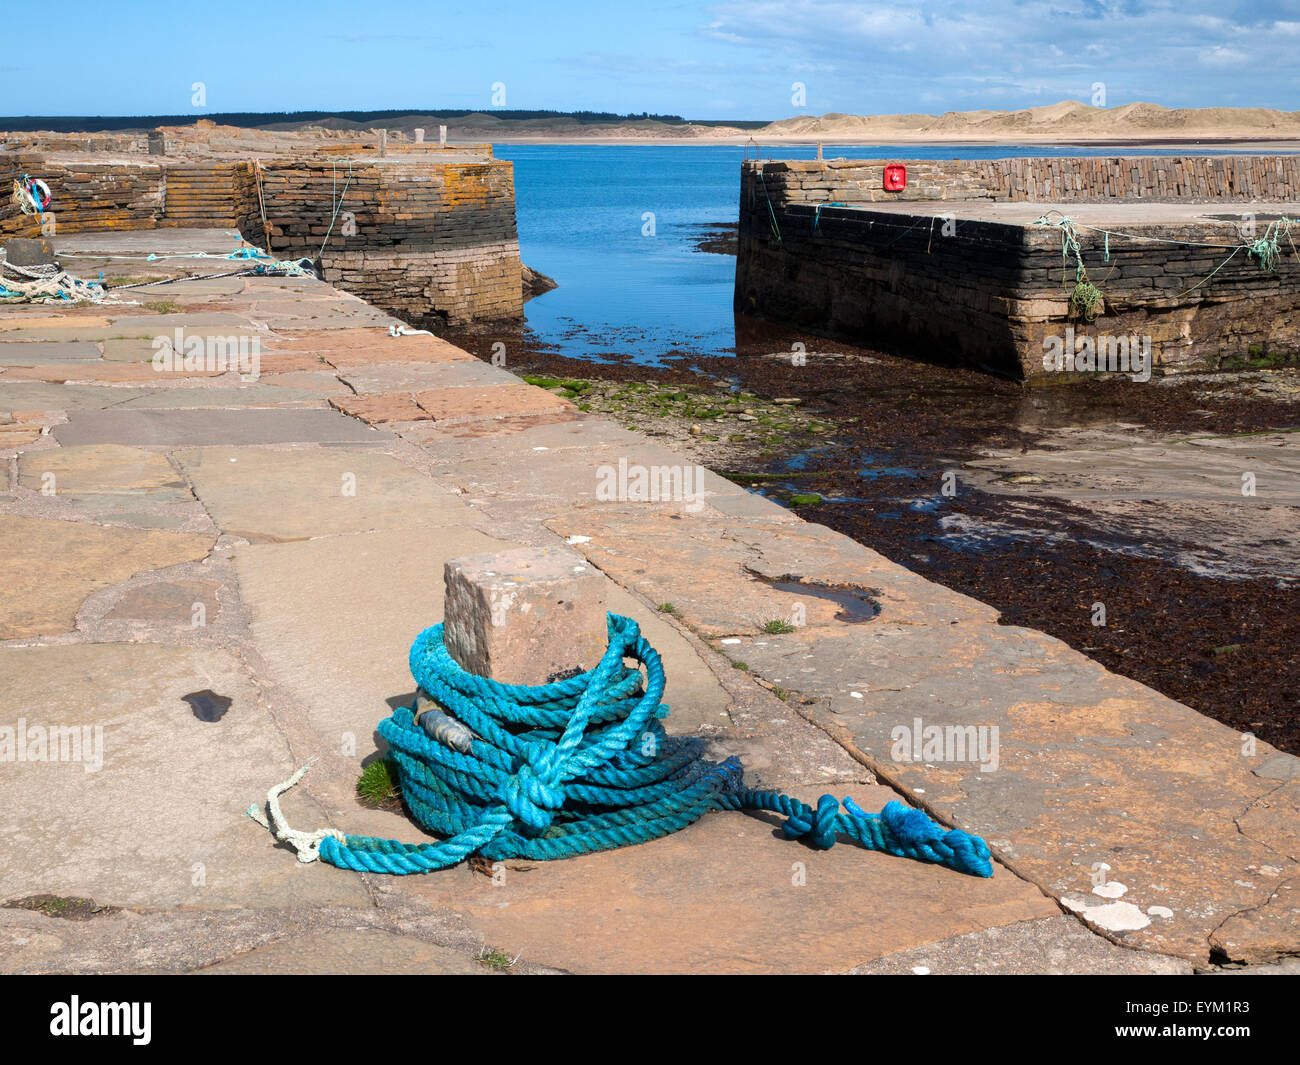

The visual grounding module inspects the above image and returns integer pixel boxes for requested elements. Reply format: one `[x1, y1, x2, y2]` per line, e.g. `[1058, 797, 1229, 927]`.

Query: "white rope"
[12, 178, 41, 215]
[0, 263, 129, 305]
[245, 763, 344, 864]
[389, 324, 434, 337]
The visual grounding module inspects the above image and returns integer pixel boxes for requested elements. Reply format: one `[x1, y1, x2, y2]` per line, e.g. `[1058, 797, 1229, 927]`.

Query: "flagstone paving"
[0, 515, 215, 639]
[0, 642, 369, 911]
[17, 444, 191, 500]
[0, 229, 1293, 973]
[53, 408, 390, 447]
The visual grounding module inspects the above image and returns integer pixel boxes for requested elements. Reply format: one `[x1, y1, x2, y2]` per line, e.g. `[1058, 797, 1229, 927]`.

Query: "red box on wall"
[883, 164, 907, 191]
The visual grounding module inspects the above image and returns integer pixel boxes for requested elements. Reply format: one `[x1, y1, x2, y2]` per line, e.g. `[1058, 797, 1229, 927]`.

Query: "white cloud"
[699, 0, 1299, 111]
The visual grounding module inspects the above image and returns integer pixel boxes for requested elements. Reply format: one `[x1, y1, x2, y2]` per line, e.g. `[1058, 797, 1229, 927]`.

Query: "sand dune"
[759, 101, 1300, 141]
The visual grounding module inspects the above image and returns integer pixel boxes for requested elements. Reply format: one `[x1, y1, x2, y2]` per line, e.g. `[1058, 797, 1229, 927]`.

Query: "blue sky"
[6, 0, 1299, 119]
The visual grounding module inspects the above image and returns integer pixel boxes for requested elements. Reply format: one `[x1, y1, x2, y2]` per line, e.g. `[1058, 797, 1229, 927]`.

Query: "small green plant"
[145, 300, 179, 314]
[732, 660, 748, 671]
[788, 493, 823, 507]
[478, 947, 515, 971]
[761, 618, 796, 635]
[771, 686, 790, 702]
[657, 602, 678, 614]
[357, 760, 401, 808]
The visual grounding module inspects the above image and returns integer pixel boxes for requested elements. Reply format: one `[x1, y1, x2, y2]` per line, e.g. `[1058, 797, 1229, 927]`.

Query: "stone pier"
[0, 227, 1295, 974]
[736, 156, 1300, 379]
[1, 125, 526, 325]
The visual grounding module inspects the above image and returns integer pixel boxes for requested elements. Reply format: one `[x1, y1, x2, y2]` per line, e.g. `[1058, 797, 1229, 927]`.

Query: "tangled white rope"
[245, 763, 344, 864]
[0, 260, 128, 305]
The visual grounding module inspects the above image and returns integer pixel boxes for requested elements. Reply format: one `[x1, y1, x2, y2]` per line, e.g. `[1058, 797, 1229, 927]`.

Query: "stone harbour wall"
[736, 157, 1300, 380]
[159, 163, 247, 228]
[1, 150, 526, 324]
[1, 152, 164, 237]
[748, 155, 1300, 205]
[258, 159, 524, 323]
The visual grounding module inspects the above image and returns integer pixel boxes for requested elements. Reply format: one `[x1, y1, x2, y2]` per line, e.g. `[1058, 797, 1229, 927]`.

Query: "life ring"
[28, 179, 51, 210]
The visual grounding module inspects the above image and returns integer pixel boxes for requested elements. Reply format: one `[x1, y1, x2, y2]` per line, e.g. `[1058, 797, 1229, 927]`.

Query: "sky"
[5, 0, 1299, 119]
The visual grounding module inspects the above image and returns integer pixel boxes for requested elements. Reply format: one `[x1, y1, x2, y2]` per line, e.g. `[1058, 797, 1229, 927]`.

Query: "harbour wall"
[736, 157, 1300, 379]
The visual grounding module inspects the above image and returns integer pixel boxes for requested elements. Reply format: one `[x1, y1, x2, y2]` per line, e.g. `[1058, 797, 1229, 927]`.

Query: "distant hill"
[761, 101, 1300, 140]
[3, 102, 1296, 143]
[0, 109, 769, 135]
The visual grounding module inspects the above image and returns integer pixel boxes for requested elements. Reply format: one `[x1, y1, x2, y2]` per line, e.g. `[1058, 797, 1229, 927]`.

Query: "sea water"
[494, 142, 1264, 365]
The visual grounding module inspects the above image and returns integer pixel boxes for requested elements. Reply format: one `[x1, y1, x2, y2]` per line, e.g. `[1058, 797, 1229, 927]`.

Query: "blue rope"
[812, 201, 848, 232]
[311, 614, 994, 878]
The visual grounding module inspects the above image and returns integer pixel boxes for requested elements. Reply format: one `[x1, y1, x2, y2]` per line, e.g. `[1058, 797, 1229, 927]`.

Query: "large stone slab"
[415, 384, 574, 423]
[385, 782, 1057, 975]
[277, 328, 472, 369]
[2, 363, 224, 383]
[0, 515, 214, 638]
[17, 444, 191, 501]
[846, 916, 1191, 975]
[234, 525, 511, 755]
[54, 408, 390, 447]
[117, 386, 328, 409]
[330, 393, 429, 425]
[0, 315, 110, 335]
[198, 928, 485, 975]
[412, 415, 647, 465]
[1209, 876, 1300, 966]
[0, 342, 101, 364]
[0, 643, 368, 910]
[0, 383, 152, 412]
[338, 360, 517, 395]
[105, 579, 222, 625]
[546, 509, 996, 637]
[104, 312, 258, 335]
[788, 626, 1300, 965]
[176, 446, 472, 541]
[103, 332, 261, 363]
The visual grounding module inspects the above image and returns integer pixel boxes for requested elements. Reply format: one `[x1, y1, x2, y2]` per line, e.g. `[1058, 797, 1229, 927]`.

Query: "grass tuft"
[357, 760, 401, 808]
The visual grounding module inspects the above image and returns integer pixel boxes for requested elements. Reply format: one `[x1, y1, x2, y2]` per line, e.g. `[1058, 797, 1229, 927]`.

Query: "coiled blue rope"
[253, 614, 993, 878]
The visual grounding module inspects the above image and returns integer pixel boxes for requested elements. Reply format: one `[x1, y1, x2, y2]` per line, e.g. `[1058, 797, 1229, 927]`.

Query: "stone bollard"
[442, 546, 609, 686]
[4, 238, 55, 268]
[148, 130, 165, 155]
[414, 127, 425, 144]
[439, 125, 447, 146]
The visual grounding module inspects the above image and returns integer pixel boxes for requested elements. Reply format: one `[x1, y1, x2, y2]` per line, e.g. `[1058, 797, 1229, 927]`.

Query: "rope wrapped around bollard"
[248, 614, 993, 878]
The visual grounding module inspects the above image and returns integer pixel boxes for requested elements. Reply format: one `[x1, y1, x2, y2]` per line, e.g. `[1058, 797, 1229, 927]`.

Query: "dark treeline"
[0, 110, 769, 133]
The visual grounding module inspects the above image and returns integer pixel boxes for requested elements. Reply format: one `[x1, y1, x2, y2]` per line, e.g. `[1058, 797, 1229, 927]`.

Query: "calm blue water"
[493, 143, 1272, 364]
